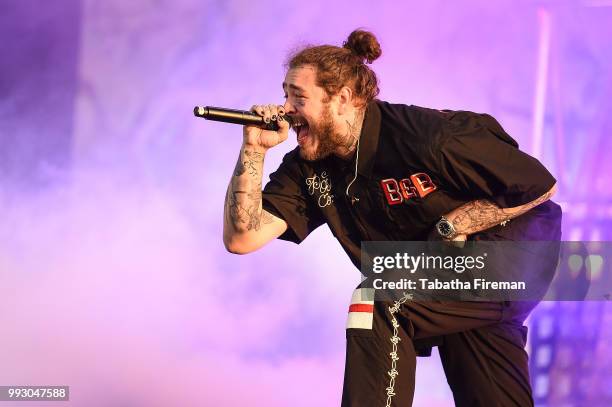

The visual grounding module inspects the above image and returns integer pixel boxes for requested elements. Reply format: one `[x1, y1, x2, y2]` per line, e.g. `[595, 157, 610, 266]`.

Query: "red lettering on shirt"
[399, 178, 418, 200]
[410, 172, 437, 198]
[380, 179, 403, 205]
[381, 172, 438, 206]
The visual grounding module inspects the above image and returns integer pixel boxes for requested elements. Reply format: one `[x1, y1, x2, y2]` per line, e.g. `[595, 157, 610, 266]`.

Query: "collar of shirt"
[356, 100, 382, 179]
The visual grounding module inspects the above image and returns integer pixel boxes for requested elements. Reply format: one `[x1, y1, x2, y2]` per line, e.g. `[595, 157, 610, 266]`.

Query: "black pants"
[342, 292, 536, 407]
[341, 202, 561, 406]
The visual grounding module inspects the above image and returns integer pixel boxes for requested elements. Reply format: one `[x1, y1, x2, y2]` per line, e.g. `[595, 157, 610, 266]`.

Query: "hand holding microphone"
[193, 104, 291, 150]
[244, 104, 290, 150]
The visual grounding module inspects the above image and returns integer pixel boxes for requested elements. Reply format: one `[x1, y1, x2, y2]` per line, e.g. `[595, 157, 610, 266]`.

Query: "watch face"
[438, 221, 452, 237]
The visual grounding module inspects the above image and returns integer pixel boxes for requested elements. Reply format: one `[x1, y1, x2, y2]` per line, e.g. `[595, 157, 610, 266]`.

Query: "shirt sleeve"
[436, 113, 556, 208]
[262, 149, 325, 243]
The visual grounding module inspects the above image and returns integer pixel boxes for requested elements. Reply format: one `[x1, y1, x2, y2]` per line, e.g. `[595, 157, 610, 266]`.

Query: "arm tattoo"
[448, 188, 555, 235]
[224, 145, 272, 233]
[233, 158, 246, 177]
[243, 150, 263, 176]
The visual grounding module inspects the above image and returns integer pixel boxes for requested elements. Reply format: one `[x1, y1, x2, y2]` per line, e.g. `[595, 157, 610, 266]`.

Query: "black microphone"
[193, 106, 291, 131]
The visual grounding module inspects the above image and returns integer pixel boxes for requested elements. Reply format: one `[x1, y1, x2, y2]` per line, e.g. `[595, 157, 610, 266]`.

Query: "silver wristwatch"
[435, 216, 457, 239]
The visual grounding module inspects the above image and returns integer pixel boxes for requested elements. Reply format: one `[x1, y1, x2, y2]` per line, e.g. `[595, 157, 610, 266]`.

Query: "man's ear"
[337, 86, 353, 115]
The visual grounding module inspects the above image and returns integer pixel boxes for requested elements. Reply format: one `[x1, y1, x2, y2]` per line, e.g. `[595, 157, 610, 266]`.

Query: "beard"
[298, 104, 344, 162]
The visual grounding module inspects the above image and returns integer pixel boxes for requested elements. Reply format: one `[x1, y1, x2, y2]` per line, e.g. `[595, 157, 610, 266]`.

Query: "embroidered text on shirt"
[306, 171, 334, 208]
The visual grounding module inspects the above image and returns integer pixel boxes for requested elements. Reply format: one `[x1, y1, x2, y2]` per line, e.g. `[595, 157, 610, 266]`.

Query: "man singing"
[222, 29, 561, 407]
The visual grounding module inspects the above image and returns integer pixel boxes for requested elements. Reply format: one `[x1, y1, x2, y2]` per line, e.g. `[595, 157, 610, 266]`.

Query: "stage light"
[567, 254, 583, 276]
[585, 254, 604, 280]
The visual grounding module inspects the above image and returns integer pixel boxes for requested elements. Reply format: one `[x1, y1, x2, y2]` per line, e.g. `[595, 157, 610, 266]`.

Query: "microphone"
[193, 106, 291, 131]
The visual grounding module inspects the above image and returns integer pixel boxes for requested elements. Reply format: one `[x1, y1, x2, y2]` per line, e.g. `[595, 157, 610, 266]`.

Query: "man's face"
[282, 65, 343, 161]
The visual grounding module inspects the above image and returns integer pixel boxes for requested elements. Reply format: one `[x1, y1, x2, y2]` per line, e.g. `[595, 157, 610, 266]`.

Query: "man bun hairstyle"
[286, 29, 381, 106]
[342, 29, 382, 64]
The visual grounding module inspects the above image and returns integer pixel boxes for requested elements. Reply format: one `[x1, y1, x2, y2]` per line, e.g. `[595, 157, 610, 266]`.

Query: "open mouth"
[291, 118, 310, 145]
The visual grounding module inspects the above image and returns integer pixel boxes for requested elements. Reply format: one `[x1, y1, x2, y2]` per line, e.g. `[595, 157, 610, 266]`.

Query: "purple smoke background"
[1, 0, 611, 406]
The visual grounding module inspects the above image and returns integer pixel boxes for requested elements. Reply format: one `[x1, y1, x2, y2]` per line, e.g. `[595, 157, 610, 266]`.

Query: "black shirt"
[262, 100, 560, 270]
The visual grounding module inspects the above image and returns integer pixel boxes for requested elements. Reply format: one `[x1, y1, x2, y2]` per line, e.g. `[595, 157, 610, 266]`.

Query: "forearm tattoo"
[224, 147, 274, 233]
[448, 188, 555, 235]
